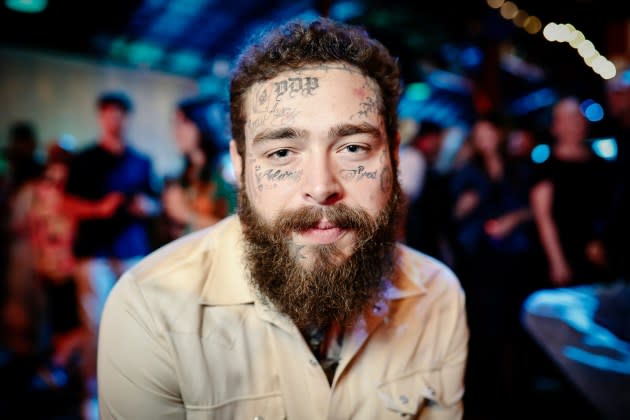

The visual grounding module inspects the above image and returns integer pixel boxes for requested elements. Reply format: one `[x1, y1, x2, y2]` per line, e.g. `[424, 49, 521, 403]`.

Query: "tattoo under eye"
[255, 165, 303, 187]
[340, 165, 377, 181]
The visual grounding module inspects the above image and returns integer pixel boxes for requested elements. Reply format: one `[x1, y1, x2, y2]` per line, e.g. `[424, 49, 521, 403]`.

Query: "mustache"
[273, 203, 375, 235]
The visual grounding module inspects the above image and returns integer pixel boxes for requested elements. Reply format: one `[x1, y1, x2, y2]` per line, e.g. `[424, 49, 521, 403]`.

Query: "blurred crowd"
[0, 91, 236, 419]
[397, 71, 630, 419]
[1, 66, 629, 419]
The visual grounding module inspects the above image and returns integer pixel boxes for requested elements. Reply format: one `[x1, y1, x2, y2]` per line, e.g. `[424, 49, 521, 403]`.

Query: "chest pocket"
[376, 369, 441, 419]
[185, 393, 286, 420]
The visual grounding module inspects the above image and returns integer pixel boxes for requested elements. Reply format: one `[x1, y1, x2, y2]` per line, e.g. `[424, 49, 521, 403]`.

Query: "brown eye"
[271, 149, 290, 158]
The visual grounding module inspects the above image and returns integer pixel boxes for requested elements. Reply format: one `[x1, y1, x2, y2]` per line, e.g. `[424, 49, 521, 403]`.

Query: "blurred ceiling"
[3, 0, 629, 75]
[2, 0, 630, 128]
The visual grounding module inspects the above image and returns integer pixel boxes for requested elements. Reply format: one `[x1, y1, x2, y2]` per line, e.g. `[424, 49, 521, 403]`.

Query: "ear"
[393, 131, 401, 164]
[229, 140, 243, 188]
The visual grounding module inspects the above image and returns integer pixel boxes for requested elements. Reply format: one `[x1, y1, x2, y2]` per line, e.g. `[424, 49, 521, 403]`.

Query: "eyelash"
[263, 143, 371, 162]
[340, 143, 370, 154]
[266, 148, 294, 160]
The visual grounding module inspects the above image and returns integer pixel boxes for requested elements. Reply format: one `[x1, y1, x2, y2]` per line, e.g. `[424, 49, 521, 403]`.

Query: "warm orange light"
[524, 16, 542, 34]
[500, 1, 519, 19]
[513, 10, 528, 27]
[487, 0, 505, 9]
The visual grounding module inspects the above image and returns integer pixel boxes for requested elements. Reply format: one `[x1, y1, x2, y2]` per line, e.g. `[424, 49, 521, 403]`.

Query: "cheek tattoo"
[340, 165, 377, 181]
[255, 165, 303, 191]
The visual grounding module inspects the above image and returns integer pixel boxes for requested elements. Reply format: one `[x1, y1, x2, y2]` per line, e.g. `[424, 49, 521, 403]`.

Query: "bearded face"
[239, 185, 400, 330]
[231, 65, 402, 330]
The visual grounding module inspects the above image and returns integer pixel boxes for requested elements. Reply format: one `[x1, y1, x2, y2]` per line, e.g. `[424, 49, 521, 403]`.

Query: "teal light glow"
[531, 144, 550, 164]
[169, 50, 202, 75]
[406, 82, 431, 101]
[584, 102, 604, 122]
[128, 42, 164, 67]
[591, 137, 617, 160]
[5, 0, 47, 13]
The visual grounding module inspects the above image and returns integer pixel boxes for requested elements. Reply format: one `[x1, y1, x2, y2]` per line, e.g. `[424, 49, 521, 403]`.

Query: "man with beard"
[98, 18, 468, 419]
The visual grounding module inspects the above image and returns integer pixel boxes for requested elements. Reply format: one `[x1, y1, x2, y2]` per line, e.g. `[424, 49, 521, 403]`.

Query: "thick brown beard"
[238, 183, 402, 331]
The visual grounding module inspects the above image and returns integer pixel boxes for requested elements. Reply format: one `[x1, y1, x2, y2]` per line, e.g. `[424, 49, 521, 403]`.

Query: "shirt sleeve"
[98, 273, 185, 420]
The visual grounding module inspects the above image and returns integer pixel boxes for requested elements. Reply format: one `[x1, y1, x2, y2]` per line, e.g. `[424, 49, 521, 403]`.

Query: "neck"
[188, 149, 206, 176]
[100, 133, 125, 154]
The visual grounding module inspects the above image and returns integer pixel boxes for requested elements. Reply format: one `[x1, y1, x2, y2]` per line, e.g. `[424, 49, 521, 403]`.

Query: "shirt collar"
[199, 216, 255, 306]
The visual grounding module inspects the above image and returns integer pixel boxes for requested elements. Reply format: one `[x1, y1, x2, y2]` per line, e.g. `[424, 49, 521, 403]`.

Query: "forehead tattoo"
[246, 65, 383, 139]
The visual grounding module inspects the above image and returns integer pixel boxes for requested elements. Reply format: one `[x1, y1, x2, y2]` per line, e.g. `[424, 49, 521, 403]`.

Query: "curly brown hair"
[229, 17, 402, 157]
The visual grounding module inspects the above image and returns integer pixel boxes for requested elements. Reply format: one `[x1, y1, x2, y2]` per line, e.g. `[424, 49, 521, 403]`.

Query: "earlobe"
[229, 140, 243, 188]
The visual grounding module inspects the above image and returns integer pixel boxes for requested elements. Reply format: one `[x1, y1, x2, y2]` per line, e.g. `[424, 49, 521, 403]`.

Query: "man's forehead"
[240, 63, 388, 144]
[247, 63, 376, 95]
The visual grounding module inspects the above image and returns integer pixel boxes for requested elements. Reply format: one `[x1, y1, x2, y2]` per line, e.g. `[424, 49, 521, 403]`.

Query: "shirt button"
[309, 359, 318, 366]
[399, 395, 409, 404]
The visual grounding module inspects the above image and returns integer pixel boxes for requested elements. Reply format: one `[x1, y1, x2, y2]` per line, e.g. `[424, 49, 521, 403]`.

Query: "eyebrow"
[252, 127, 307, 144]
[251, 122, 382, 145]
[328, 122, 382, 139]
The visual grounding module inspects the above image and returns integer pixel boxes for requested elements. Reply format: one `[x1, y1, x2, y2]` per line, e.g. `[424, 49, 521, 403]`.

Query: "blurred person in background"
[397, 118, 426, 205]
[64, 90, 161, 407]
[2, 140, 122, 418]
[530, 96, 615, 287]
[396, 117, 425, 241]
[403, 120, 452, 262]
[521, 71, 630, 420]
[448, 113, 535, 417]
[160, 96, 236, 243]
[3, 121, 44, 197]
[600, 64, 630, 280]
[2, 122, 45, 373]
[1, 122, 44, 306]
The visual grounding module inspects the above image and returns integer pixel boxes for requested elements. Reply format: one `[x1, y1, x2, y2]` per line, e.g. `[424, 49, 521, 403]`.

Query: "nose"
[301, 153, 343, 206]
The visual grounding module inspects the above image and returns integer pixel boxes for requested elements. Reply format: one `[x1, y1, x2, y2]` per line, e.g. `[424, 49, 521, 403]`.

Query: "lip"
[298, 220, 345, 244]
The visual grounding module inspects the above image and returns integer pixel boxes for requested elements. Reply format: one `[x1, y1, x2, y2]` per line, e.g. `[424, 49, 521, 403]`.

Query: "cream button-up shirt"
[98, 215, 468, 419]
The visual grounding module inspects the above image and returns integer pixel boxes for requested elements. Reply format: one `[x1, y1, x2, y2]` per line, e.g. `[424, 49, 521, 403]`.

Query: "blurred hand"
[485, 214, 518, 240]
[96, 192, 124, 217]
[454, 190, 480, 220]
[550, 257, 572, 287]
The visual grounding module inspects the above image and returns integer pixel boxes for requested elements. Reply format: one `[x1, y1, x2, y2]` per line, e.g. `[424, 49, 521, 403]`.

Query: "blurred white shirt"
[398, 144, 427, 203]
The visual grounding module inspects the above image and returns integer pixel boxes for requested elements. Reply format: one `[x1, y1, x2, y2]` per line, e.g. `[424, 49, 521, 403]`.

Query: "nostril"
[304, 190, 342, 205]
[321, 192, 342, 205]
